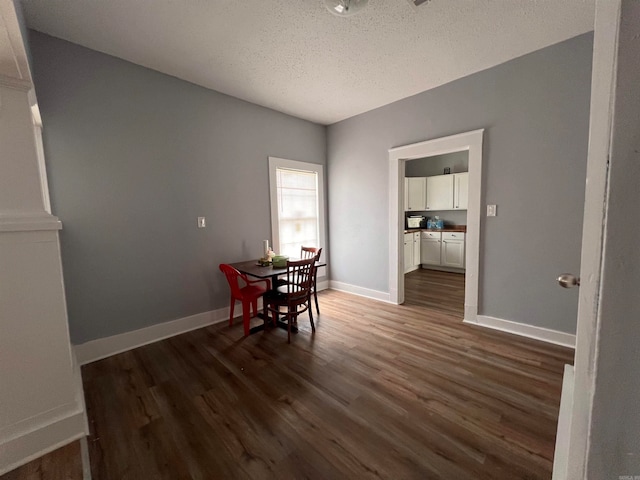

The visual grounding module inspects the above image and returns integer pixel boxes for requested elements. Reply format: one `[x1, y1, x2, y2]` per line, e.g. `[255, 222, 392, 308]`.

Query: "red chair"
[219, 264, 271, 336]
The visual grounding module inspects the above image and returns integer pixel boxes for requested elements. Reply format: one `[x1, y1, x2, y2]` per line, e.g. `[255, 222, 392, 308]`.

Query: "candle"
[262, 240, 269, 258]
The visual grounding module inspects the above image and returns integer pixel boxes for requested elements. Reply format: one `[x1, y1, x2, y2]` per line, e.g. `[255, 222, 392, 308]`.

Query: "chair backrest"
[301, 246, 320, 260]
[284, 257, 315, 300]
[301, 246, 322, 280]
[219, 264, 245, 297]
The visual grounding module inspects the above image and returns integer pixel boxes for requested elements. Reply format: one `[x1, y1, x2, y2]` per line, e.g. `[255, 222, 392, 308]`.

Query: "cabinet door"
[403, 234, 413, 273]
[420, 239, 441, 265]
[406, 177, 426, 211]
[442, 240, 465, 268]
[412, 232, 421, 267]
[426, 175, 454, 210]
[454, 172, 469, 210]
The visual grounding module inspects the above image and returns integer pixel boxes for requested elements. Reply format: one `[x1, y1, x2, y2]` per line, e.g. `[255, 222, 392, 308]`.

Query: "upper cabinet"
[404, 177, 426, 211]
[426, 175, 454, 210]
[404, 172, 469, 212]
[454, 172, 469, 210]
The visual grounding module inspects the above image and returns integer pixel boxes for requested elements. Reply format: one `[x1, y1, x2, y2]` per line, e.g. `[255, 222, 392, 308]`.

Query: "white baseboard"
[75, 307, 231, 365]
[75, 279, 332, 366]
[464, 315, 576, 348]
[329, 280, 391, 303]
[0, 408, 87, 476]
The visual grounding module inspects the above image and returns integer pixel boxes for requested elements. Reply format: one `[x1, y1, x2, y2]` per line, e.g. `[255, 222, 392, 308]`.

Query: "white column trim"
[0, 74, 32, 91]
[0, 213, 62, 232]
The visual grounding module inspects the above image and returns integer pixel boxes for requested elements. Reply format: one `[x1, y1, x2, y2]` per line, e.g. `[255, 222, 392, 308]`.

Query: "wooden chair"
[263, 257, 315, 343]
[301, 246, 322, 315]
[219, 264, 270, 336]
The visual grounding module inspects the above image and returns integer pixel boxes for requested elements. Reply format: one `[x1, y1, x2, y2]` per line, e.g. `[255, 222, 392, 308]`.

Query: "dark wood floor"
[73, 285, 572, 480]
[404, 268, 465, 316]
[1, 441, 82, 480]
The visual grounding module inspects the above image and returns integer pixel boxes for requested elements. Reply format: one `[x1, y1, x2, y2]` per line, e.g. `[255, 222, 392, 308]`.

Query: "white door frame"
[388, 129, 484, 322]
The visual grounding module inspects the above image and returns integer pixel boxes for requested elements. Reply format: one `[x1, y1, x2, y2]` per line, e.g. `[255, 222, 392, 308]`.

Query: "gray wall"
[328, 33, 592, 334]
[405, 151, 469, 177]
[29, 32, 326, 344]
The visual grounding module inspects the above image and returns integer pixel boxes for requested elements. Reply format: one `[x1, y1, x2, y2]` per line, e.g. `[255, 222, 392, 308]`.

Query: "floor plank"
[1, 270, 572, 479]
[0, 441, 82, 480]
[76, 276, 573, 479]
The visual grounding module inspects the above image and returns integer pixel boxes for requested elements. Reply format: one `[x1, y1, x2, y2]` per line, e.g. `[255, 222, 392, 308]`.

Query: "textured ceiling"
[22, 0, 594, 125]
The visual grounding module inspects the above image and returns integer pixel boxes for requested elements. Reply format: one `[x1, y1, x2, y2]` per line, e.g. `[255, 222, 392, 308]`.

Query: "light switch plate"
[487, 205, 497, 217]
[197, 217, 206, 228]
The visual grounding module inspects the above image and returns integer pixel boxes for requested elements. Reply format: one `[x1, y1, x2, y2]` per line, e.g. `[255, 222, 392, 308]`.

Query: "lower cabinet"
[403, 233, 413, 273]
[412, 232, 420, 268]
[404, 232, 422, 273]
[441, 232, 465, 268]
[420, 231, 441, 265]
[421, 231, 465, 270]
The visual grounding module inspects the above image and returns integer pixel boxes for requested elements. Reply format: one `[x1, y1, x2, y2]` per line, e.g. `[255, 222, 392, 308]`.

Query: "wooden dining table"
[229, 259, 326, 335]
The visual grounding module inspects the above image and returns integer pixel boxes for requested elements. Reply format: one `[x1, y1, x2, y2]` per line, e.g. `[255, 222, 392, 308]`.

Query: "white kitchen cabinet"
[421, 231, 465, 269]
[426, 175, 454, 211]
[454, 173, 469, 210]
[412, 232, 421, 268]
[404, 177, 426, 211]
[441, 232, 465, 268]
[420, 231, 441, 265]
[403, 233, 413, 273]
[404, 232, 422, 273]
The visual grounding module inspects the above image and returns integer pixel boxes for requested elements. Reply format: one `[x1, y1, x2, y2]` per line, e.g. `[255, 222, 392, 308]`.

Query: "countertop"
[404, 226, 467, 234]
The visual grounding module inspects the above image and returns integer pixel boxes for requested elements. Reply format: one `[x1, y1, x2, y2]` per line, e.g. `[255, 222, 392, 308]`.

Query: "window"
[268, 157, 326, 261]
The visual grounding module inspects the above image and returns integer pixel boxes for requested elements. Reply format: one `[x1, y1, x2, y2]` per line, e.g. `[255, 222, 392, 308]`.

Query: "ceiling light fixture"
[324, 0, 369, 17]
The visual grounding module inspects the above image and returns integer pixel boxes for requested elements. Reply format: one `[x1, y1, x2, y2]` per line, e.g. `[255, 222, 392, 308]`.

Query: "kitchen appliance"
[407, 216, 424, 228]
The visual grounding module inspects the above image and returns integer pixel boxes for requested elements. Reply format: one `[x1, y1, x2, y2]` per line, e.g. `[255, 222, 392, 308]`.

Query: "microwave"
[407, 216, 424, 228]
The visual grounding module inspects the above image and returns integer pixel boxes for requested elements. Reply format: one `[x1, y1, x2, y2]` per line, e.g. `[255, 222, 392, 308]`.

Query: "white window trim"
[268, 157, 327, 272]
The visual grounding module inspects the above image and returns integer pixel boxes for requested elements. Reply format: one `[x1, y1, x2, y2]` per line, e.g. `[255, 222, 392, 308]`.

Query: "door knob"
[557, 273, 580, 288]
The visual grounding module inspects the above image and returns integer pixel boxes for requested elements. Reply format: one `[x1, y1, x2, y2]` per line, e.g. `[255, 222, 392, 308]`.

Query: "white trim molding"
[0, 74, 32, 91]
[388, 129, 484, 324]
[329, 281, 392, 303]
[74, 308, 233, 365]
[552, 364, 575, 480]
[465, 315, 576, 348]
[0, 213, 62, 232]
[0, 409, 87, 477]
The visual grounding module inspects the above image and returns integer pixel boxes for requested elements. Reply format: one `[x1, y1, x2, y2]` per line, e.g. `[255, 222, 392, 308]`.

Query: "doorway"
[403, 151, 469, 315]
[387, 129, 484, 323]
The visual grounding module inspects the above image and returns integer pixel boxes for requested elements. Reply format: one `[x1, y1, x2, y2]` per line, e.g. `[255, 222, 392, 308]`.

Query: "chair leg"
[251, 299, 258, 317]
[314, 289, 320, 315]
[229, 295, 235, 326]
[242, 301, 251, 336]
[309, 306, 315, 333]
[287, 312, 292, 343]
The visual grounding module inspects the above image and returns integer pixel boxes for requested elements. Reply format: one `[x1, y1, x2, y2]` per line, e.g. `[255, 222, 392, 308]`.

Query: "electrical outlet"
[197, 217, 206, 228]
[486, 205, 497, 217]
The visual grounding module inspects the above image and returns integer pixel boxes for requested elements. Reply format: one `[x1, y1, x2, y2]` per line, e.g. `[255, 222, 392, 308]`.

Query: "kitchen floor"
[404, 268, 465, 317]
